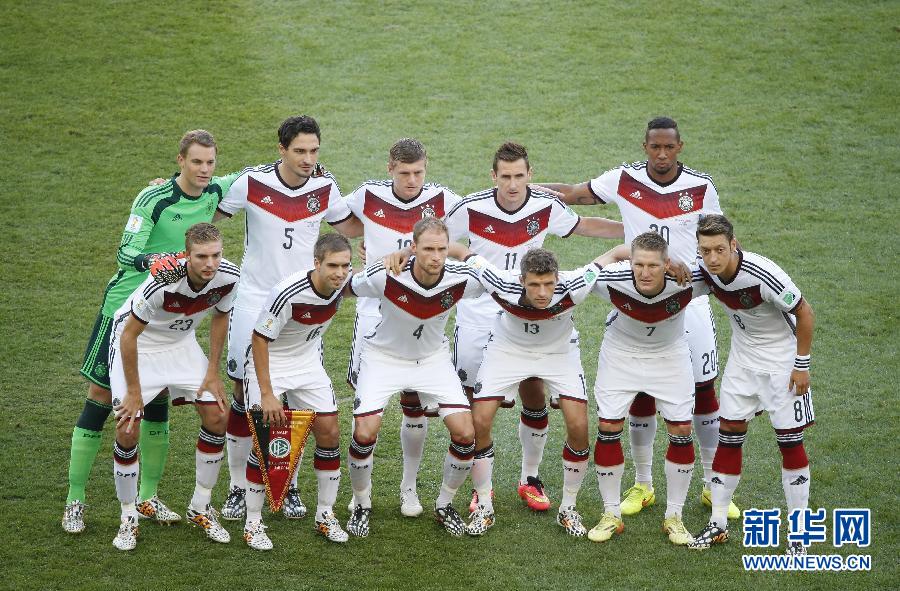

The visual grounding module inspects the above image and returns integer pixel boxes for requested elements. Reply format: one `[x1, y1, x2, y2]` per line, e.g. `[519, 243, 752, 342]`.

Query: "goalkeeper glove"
[146, 251, 186, 283]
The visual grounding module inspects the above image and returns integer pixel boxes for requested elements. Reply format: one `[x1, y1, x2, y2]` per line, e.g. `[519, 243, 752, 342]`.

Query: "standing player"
[464, 248, 615, 538]
[241, 234, 354, 550]
[215, 115, 363, 523]
[109, 223, 238, 551]
[64, 130, 239, 534]
[343, 138, 463, 518]
[587, 232, 708, 546]
[540, 118, 739, 519]
[688, 215, 815, 555]
[345, 218, 484, 538]
[445, 142, 623, 513]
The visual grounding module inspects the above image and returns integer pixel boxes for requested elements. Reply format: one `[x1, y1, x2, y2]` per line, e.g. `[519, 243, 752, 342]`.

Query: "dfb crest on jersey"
[440, 291, 454, 309]
[421, 204, 436, 218]
[206, 292, 222, 306]
[677, 192, 693, 212]
[666, 300, 681, 314]
[739, 291, 755, 309]
[525, 218, 541, 237]
[306, 196, 321, 213]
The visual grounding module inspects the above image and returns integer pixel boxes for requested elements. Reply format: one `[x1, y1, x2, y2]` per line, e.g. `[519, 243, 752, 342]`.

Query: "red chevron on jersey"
[491, 293, 575, 321]
[162, 283, 235, 315]
[710, 282, 763, 311]
[291, 298, 342, 325]
[607, 284, 694, 323]
[617, 171, 706, 219]
[247, 176, 331, 222]
[384, 275, 466, 319]
[468, 206, 552, 247]
[362, 191, 445, 233]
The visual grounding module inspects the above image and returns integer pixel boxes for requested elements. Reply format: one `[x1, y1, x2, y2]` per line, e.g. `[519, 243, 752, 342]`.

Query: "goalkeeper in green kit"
[63, 130, 240, 533]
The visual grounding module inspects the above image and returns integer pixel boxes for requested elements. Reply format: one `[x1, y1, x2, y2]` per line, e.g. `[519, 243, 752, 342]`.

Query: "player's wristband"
[793, 355, 810, 372]
[133, 254, 150, 272]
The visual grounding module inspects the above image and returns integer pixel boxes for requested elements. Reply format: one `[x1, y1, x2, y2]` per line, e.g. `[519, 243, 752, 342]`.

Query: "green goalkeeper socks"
[66, 399, 112, 504]
[138, 413, 170, 501]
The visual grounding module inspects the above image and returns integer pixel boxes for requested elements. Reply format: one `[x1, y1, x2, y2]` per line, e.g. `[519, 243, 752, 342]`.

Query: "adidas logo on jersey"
[374, 209, 386, 218]
[630, 190, 642, 199]
[790, 475, 809, 486]
[171, 301, 181, 308]
[711, 476, 724, 485]
[172, 213, 182, 221]
[396, 294, 409, 303]
[261, 196, 274, 204]
[301, 312, 312, 319]
[484, 225, 496, 234]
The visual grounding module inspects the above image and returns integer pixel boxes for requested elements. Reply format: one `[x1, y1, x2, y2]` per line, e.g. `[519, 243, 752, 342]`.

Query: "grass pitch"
[0, 1, 897, 589]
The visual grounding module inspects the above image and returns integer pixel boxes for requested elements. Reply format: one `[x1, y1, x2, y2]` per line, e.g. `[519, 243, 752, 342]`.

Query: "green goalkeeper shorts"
[80, 312, 113, 390]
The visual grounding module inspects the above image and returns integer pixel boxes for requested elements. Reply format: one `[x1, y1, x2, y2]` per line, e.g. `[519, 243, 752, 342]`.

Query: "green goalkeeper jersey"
[100, 172, 240, 316]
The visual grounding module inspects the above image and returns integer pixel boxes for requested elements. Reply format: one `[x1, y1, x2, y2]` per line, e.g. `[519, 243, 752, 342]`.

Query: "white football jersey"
[589, 162, 722, 265]
[250, 268, 351, 375]
[469, 255, 598, 354]
[446, 187, 581, 328]
[217, 162, 352, 307]
[350, 258, 484, 359]
[592, 261, 709, 356]
[344, 180, 461, 316]
[111, 259, 240, 353]
[699, 251, 803, 371]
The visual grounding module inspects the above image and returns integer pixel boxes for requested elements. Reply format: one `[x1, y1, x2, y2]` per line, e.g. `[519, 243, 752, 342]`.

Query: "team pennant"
[248, 409, 316, 512]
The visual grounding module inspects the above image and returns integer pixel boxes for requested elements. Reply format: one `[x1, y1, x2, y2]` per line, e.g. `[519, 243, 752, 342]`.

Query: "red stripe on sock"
[562, 445, 587, 463]
[314, 457, 341, 471]
[246, 464, 263, 485]
[593, 439, 624, 467]
[694, 380, 719, 414]
[227, 407, 251, 437]
[779, 442, 809, 470]
[629, 392, 656, 417]
[197, 439, 224, 454]
[520, 413, 548, 430]
[712, 445, 743, 475]
[665, 441, 695, 464]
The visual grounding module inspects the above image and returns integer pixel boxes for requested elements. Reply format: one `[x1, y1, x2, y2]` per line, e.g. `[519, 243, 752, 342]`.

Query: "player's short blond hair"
[412, 217, 448, 243]
[631, 231, 668, 258]
[314, 233, 351, 262]
[179, 129, 217, 157]
[389, 138, 427, 164]
[185, 222, 222, 251]
[697, 214, 735, 242]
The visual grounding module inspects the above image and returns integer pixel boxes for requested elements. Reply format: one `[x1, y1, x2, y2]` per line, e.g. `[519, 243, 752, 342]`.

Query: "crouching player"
[241, 234, 354, 550]
[346, 217, 485, 538]
[588, 232, 709, 546]
[109, 223, 238, 550]
[689, 215, 815, 555]
[466, 248, 607, 538]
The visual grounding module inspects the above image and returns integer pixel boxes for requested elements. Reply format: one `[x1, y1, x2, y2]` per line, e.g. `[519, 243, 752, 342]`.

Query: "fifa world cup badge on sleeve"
[248, 410, 316, 512]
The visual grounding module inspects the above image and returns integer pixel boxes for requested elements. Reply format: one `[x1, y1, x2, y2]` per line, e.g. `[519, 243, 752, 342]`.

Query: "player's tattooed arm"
[115, 315, 148, 434]
[199, 309, 229, 411]
[790, 299, 815, 396]
[534, 182, 597, 206]
[572, 216, 625, 239]
[251, 332, 287, 428]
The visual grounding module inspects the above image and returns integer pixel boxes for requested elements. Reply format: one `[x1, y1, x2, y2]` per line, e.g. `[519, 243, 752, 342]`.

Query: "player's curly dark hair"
[493, 141, 529, 172]
[412, 217, 448, 243]
[314, 233, 352, 262]
[645, 117, 679, 141]
[389, 138, 427, 164]
[279, 115, 321, 147]
[697, 214, 735, 242]
[184, 222, 221, 251]
[179, 129, 217, 157]
[520, 248, 558, 277]
[631, 231, 669, 257]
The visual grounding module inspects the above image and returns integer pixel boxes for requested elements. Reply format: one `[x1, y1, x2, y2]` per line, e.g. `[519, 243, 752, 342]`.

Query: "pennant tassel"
[248, 409, 316, 512]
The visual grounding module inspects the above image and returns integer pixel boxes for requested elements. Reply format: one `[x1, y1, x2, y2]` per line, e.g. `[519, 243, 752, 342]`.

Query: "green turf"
[0, 1, 897, 589]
